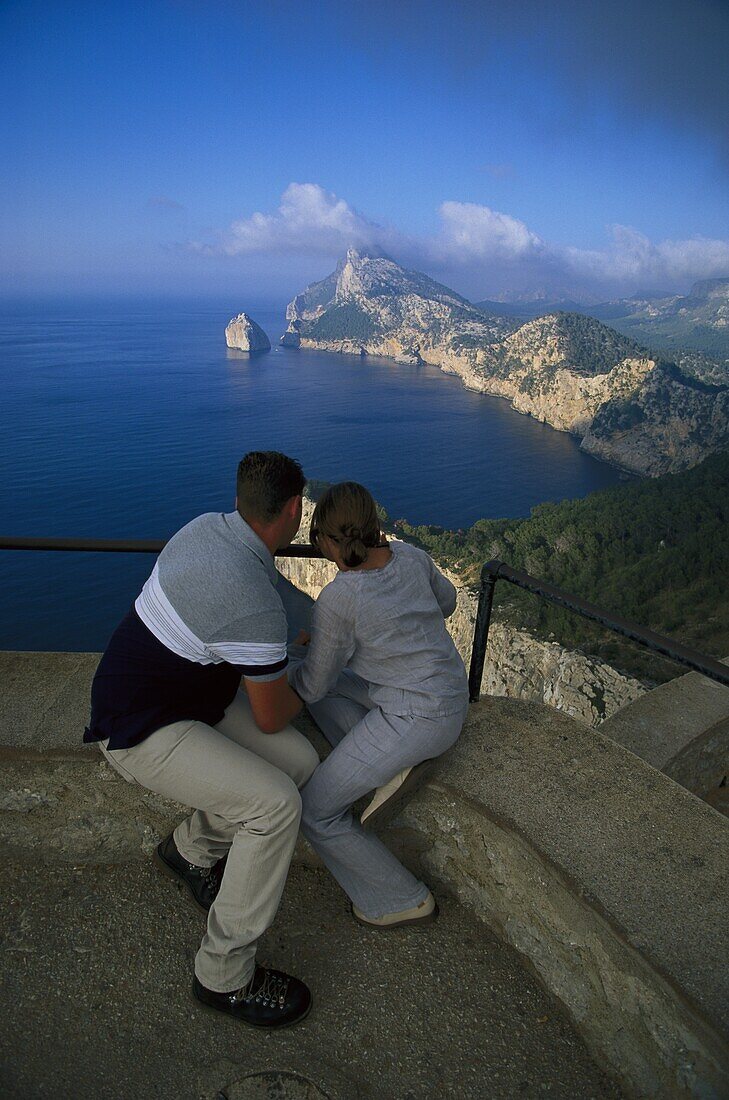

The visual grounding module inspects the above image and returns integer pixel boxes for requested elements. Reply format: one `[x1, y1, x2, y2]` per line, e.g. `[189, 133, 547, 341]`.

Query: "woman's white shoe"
[352, 890, 438, 929]
[360, 759, 437, 830]
[360, 767, 412, 827]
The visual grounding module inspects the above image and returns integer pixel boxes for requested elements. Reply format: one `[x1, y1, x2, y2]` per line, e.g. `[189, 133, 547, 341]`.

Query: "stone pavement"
[0, 745, 623, 1100]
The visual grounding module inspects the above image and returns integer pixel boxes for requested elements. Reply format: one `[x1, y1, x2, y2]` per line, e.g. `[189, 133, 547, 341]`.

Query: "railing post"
[468, 560, 503, 703]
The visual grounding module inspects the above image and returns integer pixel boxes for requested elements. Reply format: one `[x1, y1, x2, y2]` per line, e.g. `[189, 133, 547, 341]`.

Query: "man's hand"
[244, 673, 303, 734]
[294, 629, 311, 646]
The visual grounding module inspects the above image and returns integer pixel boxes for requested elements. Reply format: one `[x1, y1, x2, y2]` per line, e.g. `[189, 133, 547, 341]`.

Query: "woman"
[289, 482, 469, 928]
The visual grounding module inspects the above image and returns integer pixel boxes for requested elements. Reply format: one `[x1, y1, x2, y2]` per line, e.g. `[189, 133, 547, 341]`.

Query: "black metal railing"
[2, 538, 727, 698]
[467, 559, 729, 700]
[0, 536, 323, 558]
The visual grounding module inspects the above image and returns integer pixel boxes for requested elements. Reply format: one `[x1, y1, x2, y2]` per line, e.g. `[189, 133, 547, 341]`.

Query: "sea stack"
[280, 319, 301, 347]
[225, 313, 271, 352]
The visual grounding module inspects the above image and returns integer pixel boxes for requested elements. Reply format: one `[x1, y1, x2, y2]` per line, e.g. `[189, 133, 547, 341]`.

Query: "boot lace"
[187, 856, 226, 892]
[230, 968, 290, 1010]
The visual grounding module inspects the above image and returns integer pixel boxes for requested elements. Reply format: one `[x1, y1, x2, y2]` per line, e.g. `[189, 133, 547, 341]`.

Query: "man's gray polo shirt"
[135, 511, 288, 678]
[84, 511, 288, 750]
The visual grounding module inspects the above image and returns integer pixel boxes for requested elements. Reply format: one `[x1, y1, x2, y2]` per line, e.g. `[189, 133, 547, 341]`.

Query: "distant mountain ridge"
[283, 251, 729, 477]
[600, 278, 729, 359]
[476, 278, 729, 359]
[475, 297, 590, 319]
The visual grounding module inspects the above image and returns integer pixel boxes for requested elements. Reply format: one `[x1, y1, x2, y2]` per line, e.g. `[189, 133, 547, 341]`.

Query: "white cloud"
[206, 183, 729, 299]
[563, 225, 729, 293]
[436, 201, 544, 261]
[221, 182, 394, 257]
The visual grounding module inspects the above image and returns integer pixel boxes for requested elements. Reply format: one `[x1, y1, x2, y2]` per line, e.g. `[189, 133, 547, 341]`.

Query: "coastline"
[296, 337, 643, 480]
[284, 250, 728, 481]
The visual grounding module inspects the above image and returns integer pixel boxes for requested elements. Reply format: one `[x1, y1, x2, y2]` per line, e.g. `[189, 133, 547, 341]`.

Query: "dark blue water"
[0, 298, 628, 650]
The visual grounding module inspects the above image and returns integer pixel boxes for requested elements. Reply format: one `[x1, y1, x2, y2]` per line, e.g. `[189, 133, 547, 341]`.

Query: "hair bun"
[342, 533, 367, 568]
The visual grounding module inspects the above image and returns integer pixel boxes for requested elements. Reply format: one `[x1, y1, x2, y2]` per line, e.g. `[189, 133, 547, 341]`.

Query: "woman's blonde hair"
[310, 482, 382, 568]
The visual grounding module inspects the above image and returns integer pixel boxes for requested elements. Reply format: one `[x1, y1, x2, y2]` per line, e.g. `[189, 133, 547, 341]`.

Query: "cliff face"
[278, 498, 644, 727]
[581, 362, 729, 474]
[282, 249, 511, 363]
[284, 251, 729, 476]
[444, 579, 644, 725]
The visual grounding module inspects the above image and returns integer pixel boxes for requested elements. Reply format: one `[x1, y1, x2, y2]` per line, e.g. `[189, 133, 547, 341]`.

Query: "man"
[84, 451, 318, 1028]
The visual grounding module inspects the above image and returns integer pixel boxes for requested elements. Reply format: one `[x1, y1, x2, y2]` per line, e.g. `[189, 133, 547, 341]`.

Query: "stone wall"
[390, 698, 729, 1099]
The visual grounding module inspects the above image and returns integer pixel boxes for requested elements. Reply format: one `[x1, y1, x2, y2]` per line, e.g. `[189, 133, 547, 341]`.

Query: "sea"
[0, 298, 628, 651]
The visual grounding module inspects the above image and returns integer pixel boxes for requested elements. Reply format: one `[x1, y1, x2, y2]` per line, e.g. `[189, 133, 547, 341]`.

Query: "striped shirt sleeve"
[206, 608, 288, 679]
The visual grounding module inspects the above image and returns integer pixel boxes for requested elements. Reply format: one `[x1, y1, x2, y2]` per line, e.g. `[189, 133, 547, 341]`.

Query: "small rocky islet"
[224, 311, 271, 352]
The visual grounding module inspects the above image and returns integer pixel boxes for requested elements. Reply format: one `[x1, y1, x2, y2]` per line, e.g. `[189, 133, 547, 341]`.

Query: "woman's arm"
[288, 586, 356, 703]
[428, 556, 458, 618]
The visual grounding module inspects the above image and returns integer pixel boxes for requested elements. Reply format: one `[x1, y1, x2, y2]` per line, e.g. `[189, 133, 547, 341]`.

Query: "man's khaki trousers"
[99, 691, 319, 992]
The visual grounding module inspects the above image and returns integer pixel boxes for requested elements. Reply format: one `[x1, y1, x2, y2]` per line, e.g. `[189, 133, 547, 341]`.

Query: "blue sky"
[2, 0, 728, 302]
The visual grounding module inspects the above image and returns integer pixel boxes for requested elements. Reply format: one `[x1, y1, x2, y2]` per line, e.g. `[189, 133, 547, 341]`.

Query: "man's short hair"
[236, 451, 305, 523]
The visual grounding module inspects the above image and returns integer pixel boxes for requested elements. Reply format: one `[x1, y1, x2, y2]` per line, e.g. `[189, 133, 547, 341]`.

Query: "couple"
[85, 451, 469, 1029]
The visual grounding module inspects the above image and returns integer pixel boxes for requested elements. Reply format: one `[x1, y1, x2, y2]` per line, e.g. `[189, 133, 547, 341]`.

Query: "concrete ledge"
[392, 698, 729, 1099]
[599, 662, 729, 798]
[0, 650, 100, 751]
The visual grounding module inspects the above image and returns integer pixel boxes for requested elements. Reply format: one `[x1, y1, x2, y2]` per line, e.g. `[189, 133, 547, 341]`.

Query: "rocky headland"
[282, 250, 729, 477]
[225, 311, 271, 352]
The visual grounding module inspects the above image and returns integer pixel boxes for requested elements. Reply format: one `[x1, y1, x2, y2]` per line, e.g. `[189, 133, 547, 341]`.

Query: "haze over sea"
[1, 299, 627, 651]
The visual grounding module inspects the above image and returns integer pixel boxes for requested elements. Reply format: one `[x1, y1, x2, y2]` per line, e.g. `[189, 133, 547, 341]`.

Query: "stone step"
[599, 657, 729, 796]
[393, 697, 729, 1099]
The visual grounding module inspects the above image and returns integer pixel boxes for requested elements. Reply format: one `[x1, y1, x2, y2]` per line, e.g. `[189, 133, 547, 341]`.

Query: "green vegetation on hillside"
[515, 313, 645, 375]
[454, 311, 644, 368]
[393, 450, 729, 683]
[306, 302, 382, 343]
[672, 351, 729, 386]
[605, 316, 729, 360]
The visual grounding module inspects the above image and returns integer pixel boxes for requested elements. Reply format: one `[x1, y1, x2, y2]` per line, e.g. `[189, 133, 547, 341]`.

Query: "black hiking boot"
[192, 966, 312, 1029]
[153, 832, 227, 913]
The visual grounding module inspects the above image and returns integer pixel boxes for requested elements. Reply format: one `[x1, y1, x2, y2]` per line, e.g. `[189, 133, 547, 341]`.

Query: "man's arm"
[244, 673, 303, 735]
[207, 600, 300, 733]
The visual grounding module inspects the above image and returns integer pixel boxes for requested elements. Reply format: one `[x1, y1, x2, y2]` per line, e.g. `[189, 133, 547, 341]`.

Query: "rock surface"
[286, 251, 729, 476]
[225, 312, 271, 352]
[0, 801, 621, 1100]
[280, 319, 302, 347]
[2, 691, 725, 1098]
[397, 697, 729, 1100]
